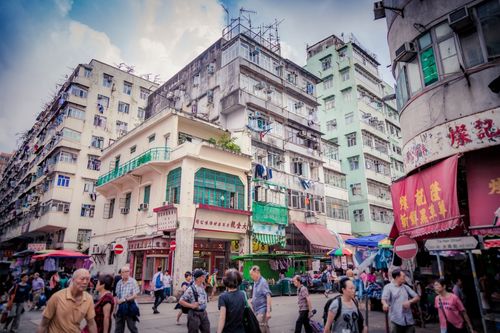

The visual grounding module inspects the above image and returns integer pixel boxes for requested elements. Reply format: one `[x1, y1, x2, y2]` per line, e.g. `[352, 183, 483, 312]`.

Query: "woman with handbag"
[434, 278, 476, 333]
[216, 269, 248, 333]
[4, 273, 31, 333]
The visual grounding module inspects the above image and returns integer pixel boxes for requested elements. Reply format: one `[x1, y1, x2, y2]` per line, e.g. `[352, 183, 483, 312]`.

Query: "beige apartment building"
[0, 60, 157, 257]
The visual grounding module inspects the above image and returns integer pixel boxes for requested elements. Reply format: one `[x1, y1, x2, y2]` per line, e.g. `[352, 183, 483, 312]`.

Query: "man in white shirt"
[152, 267, 165, 314]
[163, 270, 172, 298]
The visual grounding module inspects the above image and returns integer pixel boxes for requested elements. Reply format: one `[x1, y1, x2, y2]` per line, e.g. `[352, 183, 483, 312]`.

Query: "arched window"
[166, 168, 182, 204]
[194, 168, 244, 210]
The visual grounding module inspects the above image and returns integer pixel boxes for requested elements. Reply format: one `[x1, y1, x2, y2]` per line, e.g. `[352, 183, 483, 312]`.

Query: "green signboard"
[420, 47, 438, 86]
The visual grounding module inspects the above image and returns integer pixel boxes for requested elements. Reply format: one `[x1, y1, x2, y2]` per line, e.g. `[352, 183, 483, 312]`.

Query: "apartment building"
[0, 153, 12, 180]
[306, 34, 405, 236]
[0, 60, 157, 254]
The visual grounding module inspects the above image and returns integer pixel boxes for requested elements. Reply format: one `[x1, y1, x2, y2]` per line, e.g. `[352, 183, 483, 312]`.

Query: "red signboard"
[170, 241, 176, 251]
[394, 236, 418, 260]
[390, 155, 461, 238]
[466, 147, 500, 235]
[113, 244, 124, 255]
[193, 204, 249, 234]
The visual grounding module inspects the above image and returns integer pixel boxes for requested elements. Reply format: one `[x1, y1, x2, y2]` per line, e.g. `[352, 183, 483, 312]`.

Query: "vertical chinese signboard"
[466, 147, 500, 235]
[390, 155, 461, 238]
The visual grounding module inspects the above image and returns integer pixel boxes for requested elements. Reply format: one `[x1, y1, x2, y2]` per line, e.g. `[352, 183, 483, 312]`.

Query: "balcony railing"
[97, 147, 170, 186]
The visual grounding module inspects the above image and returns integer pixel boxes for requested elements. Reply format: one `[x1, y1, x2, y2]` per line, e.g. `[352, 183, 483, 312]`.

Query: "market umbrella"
[378, 238, 392, 248]
[327, 247, 353, 256]
[32, 249, 89, 260]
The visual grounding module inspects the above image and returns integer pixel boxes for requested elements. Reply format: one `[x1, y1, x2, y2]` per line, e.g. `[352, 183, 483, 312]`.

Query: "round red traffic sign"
[170, 240, 176, 251]
[394, 235, 418, 260]
[113, 244, 124, 255]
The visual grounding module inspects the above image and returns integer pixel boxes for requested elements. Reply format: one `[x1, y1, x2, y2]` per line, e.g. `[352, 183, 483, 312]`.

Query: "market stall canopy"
[32, 250, 89, 260]
[327, 247, 353, 256]
[12, 249, 35, 258]
[345, 234, 387, 248]
[293, 222, 339, 250]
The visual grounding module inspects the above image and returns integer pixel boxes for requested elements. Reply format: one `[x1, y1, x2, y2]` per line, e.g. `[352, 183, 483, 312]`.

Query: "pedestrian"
[292, 275, 313, 333]
[216, 269, 245, 333]
[4, 273, 31, 333]
[36, 269, 97, 333]
[209, 268, 218, 301]
[163, 270, 172, 298]
[381, 269, 420, 333]
[249, 265, 272, 333]
[434, 278, 476, 333]
[324, 277, 367, 333]
[175, 271, 193, 325]
[452, 277, 466, 306]
[31, 272, 45, 310]
[321, 266, 332, 298]
[114, 266, 140, 333]
[47, 272, 60, 299]
[179, 269, 210, 333]
[59, 273, 69, 289]
[151, 267, 165, 314]
[82, 274, 115, 333]
[113, 270, 122, 297]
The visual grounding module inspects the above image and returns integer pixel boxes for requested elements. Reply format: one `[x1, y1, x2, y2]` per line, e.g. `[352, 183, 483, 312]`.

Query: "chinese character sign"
[390, 155, 460, 238]
[466, 147, 500, 235]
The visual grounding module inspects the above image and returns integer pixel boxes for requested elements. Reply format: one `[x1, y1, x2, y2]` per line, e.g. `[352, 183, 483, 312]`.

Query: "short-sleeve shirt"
[328, 298, 360, 333]
[42, 288, 96, 333]
[32, 278, 45, 291]
[297, 286, 309, 311]
[382, 282, 417, 326]
[435, 293, 465, 329]
[13, 283, 31, 304]
[218, 290, 246, 333]
[251, 276, 271, 314]
[115, 278, 140, 304]
[180, 284, 208, 311]
[163, 275, 172, 288]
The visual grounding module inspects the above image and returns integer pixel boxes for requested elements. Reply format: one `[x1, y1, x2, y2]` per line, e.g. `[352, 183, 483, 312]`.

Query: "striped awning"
[254, 233, 286, 247]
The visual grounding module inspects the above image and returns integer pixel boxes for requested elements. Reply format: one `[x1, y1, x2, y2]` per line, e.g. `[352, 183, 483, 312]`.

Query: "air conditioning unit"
[394, 42, 417, 63]
[139, 203, 149, 211]
[295, 101, 304, 109]
[448, 6, 473, 32]
[207, 63, 215, 74]
[162, 201, 169, 206]
[120, 208, 130, 214]
[305, 211, 316, 218]
[63, 207, 70, 213]
[297, 130, 307, 138]
[254, 81, 265, 90]
[265, 85, 273, 94]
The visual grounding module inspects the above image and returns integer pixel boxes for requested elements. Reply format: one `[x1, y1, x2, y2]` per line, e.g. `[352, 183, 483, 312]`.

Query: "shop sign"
[424, 236, 478, 251]
[403, 108, 500, 173]
[391, 155, 460, 238]
[27, 243, 46, 252]
[128, 236, 169, 251]
[194, 207, 248, 234]
[466, 147, 500, 235]
[230, 240, 269, 254]
[194, 239, 226, 251]
[156, 207, 177, 232]
[252, 223, 286, 236]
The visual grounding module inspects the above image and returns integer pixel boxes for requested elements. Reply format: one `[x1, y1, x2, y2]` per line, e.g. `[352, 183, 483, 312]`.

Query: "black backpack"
[321, 272, 328, 283]
[323, 296, 364, 332]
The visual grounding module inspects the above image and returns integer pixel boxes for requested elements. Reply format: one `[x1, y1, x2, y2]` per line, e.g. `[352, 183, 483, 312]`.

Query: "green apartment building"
[305, 34, 404, 235]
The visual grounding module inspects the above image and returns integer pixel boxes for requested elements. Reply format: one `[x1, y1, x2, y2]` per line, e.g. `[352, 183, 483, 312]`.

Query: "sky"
[0, 0, 392, 153]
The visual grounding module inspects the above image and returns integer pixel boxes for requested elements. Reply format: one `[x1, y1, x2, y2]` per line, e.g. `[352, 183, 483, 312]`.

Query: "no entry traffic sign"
[394, 235, 418, 260]
[113, 244, 124, 255]
[170, 240, 176, 251]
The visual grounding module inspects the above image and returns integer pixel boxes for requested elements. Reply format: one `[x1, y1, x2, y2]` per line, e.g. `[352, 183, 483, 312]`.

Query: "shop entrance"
[192, 239, 238, 274]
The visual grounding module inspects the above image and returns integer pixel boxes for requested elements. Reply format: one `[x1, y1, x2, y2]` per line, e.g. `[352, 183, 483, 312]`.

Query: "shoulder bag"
[241, 290, 261, 333]
[438, 296, 468, 333]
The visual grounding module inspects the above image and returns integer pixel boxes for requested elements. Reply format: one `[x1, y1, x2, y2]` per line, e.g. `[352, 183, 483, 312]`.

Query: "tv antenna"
[240, 7, 257, 29]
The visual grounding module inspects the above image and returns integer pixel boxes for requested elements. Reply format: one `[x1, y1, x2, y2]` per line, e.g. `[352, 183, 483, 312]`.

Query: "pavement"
[11, 293, 442, 333]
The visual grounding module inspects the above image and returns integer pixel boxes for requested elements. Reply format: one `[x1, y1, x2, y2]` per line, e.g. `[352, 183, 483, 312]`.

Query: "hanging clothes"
[267, 168, 273, 179]
[44, 258, 56, 272]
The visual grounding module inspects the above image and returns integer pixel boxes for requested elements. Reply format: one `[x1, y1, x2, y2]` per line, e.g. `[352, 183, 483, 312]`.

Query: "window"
[419, 33, 439, 86]
[138, 108, 145, 120]
[326, 119, 337, 131]
[66, 107, 85, 120]
[324, 169, 346, 188]
[477, 0, 500, 57]
[118, 102, 130, 114]
[140, 88, 150, 100]
[57, 175, 70, 187]
[80, 204, 95, 217]
[323, 76, 333, 89]
[406, 58, 423, 95]
[108, 251, 115, 265]
[292, 159, 306, 176]
[321, 56, 332, 70]
[325, 197, 349, 220]
[87, 155, 100, 171]
[97, 95, 110, 108]
[93, 115, 107, 128]
[103, 74, 113, 87]
[121, 192, 132, 210]
[340, 69, 350, 81]
[148, 134, 156, 143]
[351, 183, 362, 196]
[460, 29, 484, 68]
[123, 81, 132, 95]
[62, 128, 81, 141]
[346, 132, 357, 147]
[103, 198, 115, 219]
[345, 112, 354, 124]
[84, 68, 92, 78]
[77, 229, 92, 244]
[348, 156, 359, 170]
[166, 168, 181, 204]
[57, 151, 77, 163]
[325, 96, 335, 110]
[116, 121, 128, 136]
[83, 179, 96, 193]
[267, 151, 282, 170]
[342, 88, 353, 101]
[193, 168, 244, 210]
[70, 85, 88, 98]
[130, 145, 136, 154]
[178, 132, 193, 144]
[286, 72, 297, 85]
[436, 23, 460, 75]
[91, 136, 104, 149]
[142, 185, 151, 204]
[353, 209, 365, 222]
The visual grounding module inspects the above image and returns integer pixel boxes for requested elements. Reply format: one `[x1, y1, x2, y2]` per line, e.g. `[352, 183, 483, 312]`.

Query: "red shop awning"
[390, 155, 462, 239]
[293, 222, 339, 250]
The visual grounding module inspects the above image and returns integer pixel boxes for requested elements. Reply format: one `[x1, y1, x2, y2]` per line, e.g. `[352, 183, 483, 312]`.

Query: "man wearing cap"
[179, 269, 210, 333]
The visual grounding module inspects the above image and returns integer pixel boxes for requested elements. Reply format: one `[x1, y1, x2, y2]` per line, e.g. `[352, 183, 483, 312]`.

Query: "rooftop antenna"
[240, 7, 257, 29]
[221, 3, 230, 27]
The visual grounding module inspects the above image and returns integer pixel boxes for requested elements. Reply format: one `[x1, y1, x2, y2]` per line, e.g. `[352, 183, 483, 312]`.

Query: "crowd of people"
[0, 264, 484, 333]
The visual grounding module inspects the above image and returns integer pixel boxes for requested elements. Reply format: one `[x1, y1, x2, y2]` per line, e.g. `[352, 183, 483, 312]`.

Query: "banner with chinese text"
[466, 147, 500, 235]
[390, 155, 460, 238]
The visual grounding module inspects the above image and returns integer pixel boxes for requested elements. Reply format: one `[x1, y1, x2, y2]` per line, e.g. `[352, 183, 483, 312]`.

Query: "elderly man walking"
[115, 266, 140, 333]
[36, 268, 97, 333]
[249, 265, 272, 333]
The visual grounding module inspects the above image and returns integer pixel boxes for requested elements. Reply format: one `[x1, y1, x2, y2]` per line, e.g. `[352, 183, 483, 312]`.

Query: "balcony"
[362, 144, 391, 163]
[359, 120, 387, 140]
[367, 193, 393, 209]
[355, 73, 381, 98]
[97, 147, 171, 186]
[252, 201, 288, 225]
[364, 168, 391, 185]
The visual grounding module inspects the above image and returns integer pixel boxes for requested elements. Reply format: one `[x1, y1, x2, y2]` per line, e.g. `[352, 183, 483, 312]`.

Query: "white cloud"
[54, 0, 73, 16]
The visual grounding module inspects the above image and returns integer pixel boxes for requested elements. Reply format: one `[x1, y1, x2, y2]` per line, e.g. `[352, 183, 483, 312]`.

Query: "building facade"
[0, 60, 157, 254]
[382, 0, 500, 235]
[0, 153, 12, 180]
[305, 35, 404, 236]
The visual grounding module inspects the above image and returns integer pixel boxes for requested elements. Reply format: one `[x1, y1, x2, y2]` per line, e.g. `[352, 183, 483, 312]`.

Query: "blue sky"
[0, 0, 392, 152]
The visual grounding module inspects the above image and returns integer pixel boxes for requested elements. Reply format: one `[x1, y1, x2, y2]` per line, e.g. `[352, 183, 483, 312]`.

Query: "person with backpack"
[179, 269, 210, 333]
[175, 271, 193, 325]
[381, 269, 420, 333]
[4, 273, 31, 332]
[292, 275, 313, 333]
[323, 277, 367, 333]
[321, 266, 332, 298]
[151, 267, 165, 314]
